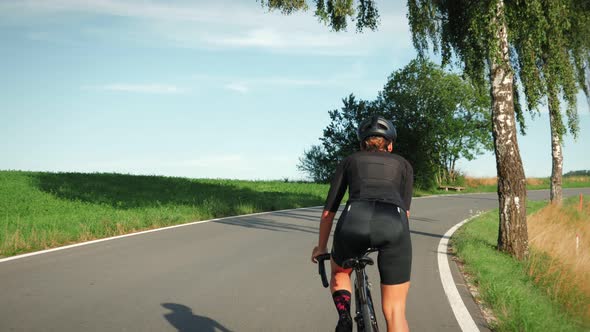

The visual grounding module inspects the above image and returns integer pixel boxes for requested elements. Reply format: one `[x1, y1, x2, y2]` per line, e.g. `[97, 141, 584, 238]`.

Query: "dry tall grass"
[527, 196, 590, 320]
[567, 176, 590, 183]
[526, 177, 545, 186]
[465, 176, 497, 187]
[464, 176, 546, 187]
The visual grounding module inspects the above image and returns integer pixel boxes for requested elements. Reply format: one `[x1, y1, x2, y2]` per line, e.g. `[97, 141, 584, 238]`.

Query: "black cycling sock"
[332, 290, 351, 318]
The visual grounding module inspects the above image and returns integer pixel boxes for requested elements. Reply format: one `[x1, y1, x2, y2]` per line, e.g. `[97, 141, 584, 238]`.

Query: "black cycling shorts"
[331, 200, 412, 285]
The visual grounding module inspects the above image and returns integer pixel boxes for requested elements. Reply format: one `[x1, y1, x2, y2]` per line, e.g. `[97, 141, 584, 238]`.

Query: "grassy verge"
[452, 196, 589, 331]
[527, 195, 590, 324]
[459, 176, 590, 193]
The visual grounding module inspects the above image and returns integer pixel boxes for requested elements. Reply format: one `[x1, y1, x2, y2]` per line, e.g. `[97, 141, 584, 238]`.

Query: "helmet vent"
[356, 115, 397, 143]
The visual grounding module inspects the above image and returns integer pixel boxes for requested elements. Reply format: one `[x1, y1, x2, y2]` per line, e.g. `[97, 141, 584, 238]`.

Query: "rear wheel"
[354, 287, 364, 331]
[361, 304, 373, 332]
[365, 281, 379, 331]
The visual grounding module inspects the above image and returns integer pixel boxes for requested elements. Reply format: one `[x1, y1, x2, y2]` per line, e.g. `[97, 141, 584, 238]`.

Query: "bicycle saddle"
[342, 256, 374, 269]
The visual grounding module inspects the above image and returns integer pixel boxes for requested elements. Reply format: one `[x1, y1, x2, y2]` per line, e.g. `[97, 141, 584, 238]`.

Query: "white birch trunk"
[490, 0, 529, 260]
[548, 92, 563, 204]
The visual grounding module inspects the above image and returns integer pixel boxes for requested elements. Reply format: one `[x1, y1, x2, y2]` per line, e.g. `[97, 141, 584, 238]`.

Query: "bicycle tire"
[367, 298, 379, 331]
[354, 287, 364, 332]
[361, 304, 373, 332]
[366, 286, 379, 332]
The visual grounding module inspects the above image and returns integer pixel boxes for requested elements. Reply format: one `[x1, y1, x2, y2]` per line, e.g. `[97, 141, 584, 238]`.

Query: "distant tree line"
[564, 170, 590, 177]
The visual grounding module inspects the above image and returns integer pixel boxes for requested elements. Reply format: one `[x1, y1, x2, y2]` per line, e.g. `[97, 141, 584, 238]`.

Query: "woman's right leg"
[331, 201, 371, 331]
[330, 259, 353, 332]
[330, 259, 353, 293]
[381, 282, 410, 332]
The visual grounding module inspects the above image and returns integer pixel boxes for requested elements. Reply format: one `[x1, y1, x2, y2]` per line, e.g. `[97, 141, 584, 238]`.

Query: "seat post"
[354, 267, 369, 304]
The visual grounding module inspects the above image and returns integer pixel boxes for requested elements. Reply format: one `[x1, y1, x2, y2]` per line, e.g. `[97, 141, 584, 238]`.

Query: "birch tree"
[257, 0, 534, 259]
[407, 0, 530, 259]
[509, 0, 590, 204]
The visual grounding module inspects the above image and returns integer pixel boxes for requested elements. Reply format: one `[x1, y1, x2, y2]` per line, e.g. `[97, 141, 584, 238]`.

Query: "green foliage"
[407, 1, 496, 87]
[407, 0, 589, 141]
[297, 94, 376, 183]
[450, 173, 466, 187]
[298, 59, 492, 188]
[259, 0, 379, 31]
[297, 145, 333, 183]
[508, 0, 590, 141]
[379, 59, 492, 186]
[259, 0, 308, 14]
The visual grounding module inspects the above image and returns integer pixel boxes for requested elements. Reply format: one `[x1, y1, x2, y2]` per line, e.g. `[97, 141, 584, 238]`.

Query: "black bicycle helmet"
[357, 115, 397, 142]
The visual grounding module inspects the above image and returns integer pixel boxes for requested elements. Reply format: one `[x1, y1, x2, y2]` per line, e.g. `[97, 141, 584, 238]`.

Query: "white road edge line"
[438, 214, 482, 332]
[0, 192, 455, 264]
[0, 205, 324, 264]
[0, 191, 494, 264]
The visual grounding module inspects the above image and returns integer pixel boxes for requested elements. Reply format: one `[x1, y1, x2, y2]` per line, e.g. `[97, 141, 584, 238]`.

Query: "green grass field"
[452, 197, 589, 331]
[0, 171, 330, 257]
[1, 170, 589, 258]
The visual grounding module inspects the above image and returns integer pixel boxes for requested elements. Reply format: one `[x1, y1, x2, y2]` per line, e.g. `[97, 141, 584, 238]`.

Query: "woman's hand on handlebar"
[311, 246, 328, 263]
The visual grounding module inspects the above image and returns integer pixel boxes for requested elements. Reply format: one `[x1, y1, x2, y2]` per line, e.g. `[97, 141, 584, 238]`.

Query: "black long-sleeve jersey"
[323, 151, 414, 213]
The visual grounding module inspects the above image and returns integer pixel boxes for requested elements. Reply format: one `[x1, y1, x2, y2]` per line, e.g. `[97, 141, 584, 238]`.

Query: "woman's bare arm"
[311, 210, 336, 262]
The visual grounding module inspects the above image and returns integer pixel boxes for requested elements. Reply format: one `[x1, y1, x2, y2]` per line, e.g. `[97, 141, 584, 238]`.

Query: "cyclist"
[311, 115, 413, 332]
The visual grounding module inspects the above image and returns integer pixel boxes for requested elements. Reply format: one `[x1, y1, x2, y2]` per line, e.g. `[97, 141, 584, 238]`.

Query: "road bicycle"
[317, 249, 379, 332]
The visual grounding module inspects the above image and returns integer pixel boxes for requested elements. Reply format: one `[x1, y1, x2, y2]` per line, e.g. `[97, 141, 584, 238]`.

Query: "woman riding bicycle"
[311, 115, 413, 332]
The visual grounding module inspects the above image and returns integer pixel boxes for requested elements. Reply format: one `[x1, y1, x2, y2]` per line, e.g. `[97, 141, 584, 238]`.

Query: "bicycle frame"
[317, 251, 379, 332]
[354, 267, 370, 308]
[353, 266, 378, 331]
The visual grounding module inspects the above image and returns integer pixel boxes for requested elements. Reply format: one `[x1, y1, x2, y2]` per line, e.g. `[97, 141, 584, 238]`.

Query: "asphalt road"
[1, 188, 588, 331]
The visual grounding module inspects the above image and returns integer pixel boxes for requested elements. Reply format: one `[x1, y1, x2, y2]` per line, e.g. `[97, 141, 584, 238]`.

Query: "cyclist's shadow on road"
[162, 303, 234, 332]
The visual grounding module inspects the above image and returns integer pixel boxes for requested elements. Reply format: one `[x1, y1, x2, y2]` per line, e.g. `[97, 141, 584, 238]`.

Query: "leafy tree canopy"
[509, 0, 590, 141]
[298, 94, 376, 183]
[258, 0, 379, 31]
[379, 59, 492, 186]
[299, 59, 492, 188]
[408, 0, 590, 139]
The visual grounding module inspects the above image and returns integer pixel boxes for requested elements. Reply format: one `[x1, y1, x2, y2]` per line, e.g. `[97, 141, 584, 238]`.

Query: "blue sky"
[1, 0, 588, 180]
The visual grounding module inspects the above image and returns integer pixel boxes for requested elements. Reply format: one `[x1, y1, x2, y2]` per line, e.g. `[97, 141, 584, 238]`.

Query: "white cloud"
[97, 83, 185, 94]
[205, 27, 365, 55]
[2, 0, 412, 55]
[194, 74, 325, 87]
[224, 83, 249, 94]
[193, 68, 383, 94]
[215, 28, 284, 48]
[2, 0, 229, 23]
